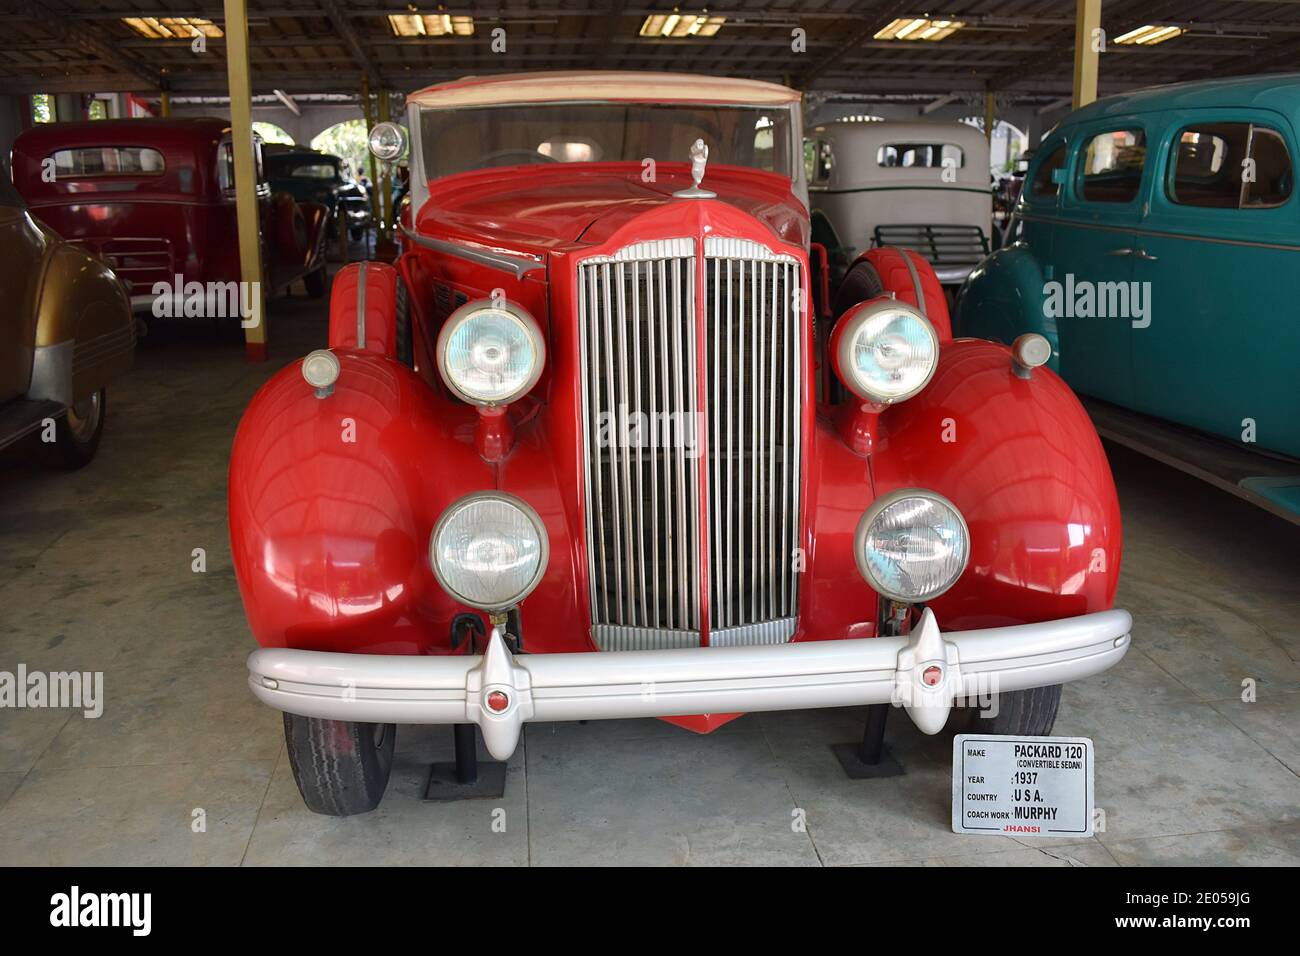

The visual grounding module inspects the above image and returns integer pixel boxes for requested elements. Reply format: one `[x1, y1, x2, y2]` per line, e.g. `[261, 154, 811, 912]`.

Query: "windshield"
[419, 103, 793, 180]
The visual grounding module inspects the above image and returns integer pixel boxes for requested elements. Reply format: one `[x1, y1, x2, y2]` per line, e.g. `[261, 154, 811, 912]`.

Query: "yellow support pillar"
[1072, 0, 1101, 110]
[361, 77, 380, 228]
[377, 88, 393, 239]
[223, 0, 267, 362]
[160, 91, 170, 117]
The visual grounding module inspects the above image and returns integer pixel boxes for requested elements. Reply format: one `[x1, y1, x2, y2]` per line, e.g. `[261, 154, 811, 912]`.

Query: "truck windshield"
[419, 103, 793, 180]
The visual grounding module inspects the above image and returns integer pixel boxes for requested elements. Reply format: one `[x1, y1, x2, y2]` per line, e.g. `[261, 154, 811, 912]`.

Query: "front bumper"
[248, 608, 1132, 760]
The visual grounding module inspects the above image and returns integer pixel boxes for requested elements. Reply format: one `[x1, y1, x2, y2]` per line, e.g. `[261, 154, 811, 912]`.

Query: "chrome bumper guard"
[247, 608, 1132, 760]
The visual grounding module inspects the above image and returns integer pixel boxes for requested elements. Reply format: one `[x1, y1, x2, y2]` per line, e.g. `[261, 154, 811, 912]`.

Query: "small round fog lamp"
[1012, 334, 1052, 377]
[302, 349, 341, 395]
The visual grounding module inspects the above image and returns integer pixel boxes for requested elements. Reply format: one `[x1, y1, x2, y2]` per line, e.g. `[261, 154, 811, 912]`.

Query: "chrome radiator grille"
[703, 237, 802, 642]
[578, 237, 802, 651]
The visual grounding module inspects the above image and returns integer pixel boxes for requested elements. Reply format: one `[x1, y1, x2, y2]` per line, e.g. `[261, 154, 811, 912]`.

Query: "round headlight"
[368, 122, 408, 163]
[855, 489, 969, 603]
[430, 492, 549, 610]
[832, 300, 939, 404]
[437, 300, 545, 406]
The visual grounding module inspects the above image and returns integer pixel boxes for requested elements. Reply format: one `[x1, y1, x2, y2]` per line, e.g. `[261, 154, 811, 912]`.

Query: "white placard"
[952, 734, 1094, 837]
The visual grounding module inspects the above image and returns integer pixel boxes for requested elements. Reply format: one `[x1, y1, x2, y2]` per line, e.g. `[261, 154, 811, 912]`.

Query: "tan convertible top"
[408, 71, 801, 109]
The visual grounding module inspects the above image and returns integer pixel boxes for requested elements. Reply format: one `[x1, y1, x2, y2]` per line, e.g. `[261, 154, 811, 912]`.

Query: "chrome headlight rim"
[429, 491, 550, 611]
[833, 299, 940, 405]
[435, 299, 546, 407]
[854, 487, 970, 604]
[367, 121, 409, 163]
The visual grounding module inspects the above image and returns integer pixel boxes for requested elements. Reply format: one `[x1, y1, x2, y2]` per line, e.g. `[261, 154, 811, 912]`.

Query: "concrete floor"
[1, 288, 1297, 867]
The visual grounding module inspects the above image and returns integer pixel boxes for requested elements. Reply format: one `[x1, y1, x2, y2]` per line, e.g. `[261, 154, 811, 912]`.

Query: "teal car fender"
[953, 241, 1058, 371]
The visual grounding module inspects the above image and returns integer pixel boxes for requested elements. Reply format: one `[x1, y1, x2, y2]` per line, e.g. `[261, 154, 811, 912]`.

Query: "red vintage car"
[230, 72, 1131, 816]
[11, 118, 329, 320]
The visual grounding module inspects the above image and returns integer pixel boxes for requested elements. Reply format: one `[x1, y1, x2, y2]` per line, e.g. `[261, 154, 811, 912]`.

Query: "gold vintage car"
[0, 161, 134, 466]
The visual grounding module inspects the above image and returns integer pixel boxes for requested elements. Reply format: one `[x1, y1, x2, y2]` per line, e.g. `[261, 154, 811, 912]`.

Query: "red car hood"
[414, 162, 809, 254]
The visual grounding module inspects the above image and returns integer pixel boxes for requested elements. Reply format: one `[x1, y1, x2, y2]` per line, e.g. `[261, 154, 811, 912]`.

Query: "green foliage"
[311, 120, 370, 180]
[253, 122, 295, 145]
[32, 93, 53, 123]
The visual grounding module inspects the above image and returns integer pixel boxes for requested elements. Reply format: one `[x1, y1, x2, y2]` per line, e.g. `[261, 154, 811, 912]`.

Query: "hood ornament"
[673, 138, 716, 199]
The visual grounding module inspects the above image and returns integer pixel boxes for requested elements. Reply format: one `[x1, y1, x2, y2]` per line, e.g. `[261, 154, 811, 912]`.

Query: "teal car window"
[1079, 129, 1146, 203]
[1244, 127, 1292, 207]
[1169, 123, 1293, 209]
[1030, 143, 1067, 197]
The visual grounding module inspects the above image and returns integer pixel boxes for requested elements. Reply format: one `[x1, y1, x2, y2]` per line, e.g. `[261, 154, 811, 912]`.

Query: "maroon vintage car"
[230, 72, 1131, 816]
[11, 118, 329, 321]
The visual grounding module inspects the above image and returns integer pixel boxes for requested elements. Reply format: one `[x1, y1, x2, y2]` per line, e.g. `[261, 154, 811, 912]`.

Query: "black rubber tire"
[394, 275, 413, 367]
[283, 714, 396, 816]
[831, 259, 885, 321]
[951, 684, 1062, 737]
[304, 266, 327, 299]
[54, 388, 106, 469]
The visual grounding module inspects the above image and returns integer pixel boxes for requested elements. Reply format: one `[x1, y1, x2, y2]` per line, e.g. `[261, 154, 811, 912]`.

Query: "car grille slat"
[579, 236, 801, 650]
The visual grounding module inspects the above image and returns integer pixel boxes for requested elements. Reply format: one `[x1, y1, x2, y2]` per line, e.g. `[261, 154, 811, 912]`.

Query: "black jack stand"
[831, 702, 905, 778]
[424, 723, 507, 800]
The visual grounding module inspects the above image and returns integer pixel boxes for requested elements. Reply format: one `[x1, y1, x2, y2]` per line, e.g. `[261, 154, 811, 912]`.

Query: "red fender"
[854, 247, 952, 341]
[329, 261, 399, 358]
[228, 353, 493, 654]
[871, 338, 1121, 629]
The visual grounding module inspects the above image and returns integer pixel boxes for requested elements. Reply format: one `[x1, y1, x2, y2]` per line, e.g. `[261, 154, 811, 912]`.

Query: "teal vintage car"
[955, 74, 1300, 520]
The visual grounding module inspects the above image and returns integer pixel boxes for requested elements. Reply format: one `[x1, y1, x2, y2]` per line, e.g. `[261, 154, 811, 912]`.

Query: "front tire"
[55, 388, 106, 468]
[831, 259, 885, 320]
[950, 684, 1062, 737]
[283, 714, 395, 816]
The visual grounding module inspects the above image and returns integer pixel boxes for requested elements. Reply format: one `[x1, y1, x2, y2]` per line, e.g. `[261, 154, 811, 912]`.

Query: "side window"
[49, 146, 164, 178]
[1168, 122, 1293, 208]
[1169, 123, 1246, 207]
[1244, 127, 1292, 207]
[804, 139, 833, 184]
[1031, 143, 1067, 197]
[877, 143, 963, 168]
[1078, 128, 1147, 203]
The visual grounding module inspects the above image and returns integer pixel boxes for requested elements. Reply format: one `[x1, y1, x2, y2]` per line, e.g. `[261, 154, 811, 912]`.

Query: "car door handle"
[1132, 249, 1159, 261]
[1106, 247, 1135, 257]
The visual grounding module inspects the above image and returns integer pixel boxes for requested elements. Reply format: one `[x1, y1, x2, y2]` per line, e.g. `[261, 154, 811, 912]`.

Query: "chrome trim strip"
[399, 226, 544, 278]
[356, 261, 367, 349]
